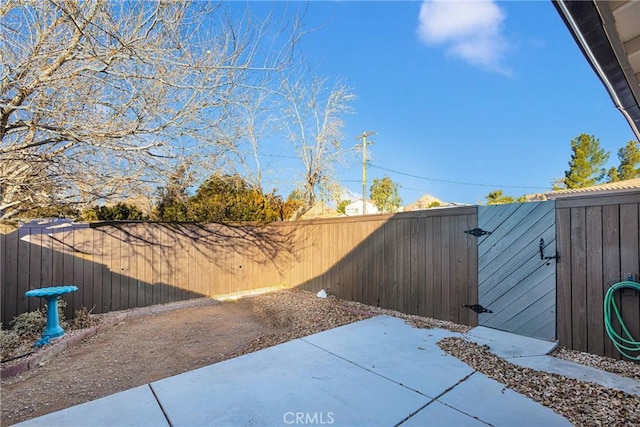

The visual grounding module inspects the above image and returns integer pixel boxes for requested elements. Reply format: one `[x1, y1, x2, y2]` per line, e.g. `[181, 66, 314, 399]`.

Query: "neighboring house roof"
[344, 200, 380, 215]
[553, 1, 640, 140]
[299, 202, 339, 220]
[545, 177, 640, 198]
[404, 194, 444, 211]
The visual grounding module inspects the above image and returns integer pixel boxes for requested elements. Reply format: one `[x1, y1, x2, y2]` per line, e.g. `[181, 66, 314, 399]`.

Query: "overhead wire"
[368, 163, 551, 191]
[250, 152, 552, 193]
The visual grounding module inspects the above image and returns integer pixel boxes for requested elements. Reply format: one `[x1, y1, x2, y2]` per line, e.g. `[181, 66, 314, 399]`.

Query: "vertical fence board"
[16, 228, 31, 313]
[112, 229, 123, 311]
[410, 219, 420, 316]
[167, 227, 177, 302]
[556, 208, 573, 351]
[372, 221, 384, 307]
[2, 226, 19, 324]
[92, 229, 104, 313]
[101, 229, 112, 313]
[400, 219, 411, 314]
[570, 207, 588, 352]
[432, 217, 443, 321]
[81, 229, 94, 311]
[27, 231, 44, 311]
[620, 203, 640, 352]
[127, 227, 138, 308]
[449, 217, 463, 323]
[466, 213, 479, 327]
[52, 231, 65, 286]
[71, 230, 83, 316]
[585, 206, 604, 356]
[440, 216, 451, 322]
[602, 203, 623, 359]
[60, 230, 75, 310]
[422, 217, 434, 319]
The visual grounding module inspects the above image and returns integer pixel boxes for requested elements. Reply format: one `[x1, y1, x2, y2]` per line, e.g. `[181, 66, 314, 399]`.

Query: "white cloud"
[417, 0, 511, 75]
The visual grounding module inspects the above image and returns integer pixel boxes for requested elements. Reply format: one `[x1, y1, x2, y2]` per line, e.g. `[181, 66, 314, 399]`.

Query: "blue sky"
[240, 1, 638, 206]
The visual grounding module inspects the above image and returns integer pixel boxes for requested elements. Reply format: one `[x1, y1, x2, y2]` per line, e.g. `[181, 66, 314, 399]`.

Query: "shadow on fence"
[291, 208, 479, 327]
[1, 220, 305, 325]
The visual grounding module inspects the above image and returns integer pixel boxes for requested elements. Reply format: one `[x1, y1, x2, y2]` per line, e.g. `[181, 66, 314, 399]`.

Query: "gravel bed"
[231, 290, 471, 357]
[438, 337, 640, 426]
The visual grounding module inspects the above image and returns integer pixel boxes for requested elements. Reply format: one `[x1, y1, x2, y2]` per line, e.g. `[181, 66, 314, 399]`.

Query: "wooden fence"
[0, 207, 478, 328]
[2, 190, 639, 360]
[555, 190, 640, 360]
[295, 208, 478, 327]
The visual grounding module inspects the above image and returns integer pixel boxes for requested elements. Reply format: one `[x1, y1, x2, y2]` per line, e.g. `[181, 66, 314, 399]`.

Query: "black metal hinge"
[464, 228, 492, 237]
[463, 304, 493, 314]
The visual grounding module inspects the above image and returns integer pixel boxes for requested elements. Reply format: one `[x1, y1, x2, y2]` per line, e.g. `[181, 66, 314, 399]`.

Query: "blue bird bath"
[25, 286, 78, 347]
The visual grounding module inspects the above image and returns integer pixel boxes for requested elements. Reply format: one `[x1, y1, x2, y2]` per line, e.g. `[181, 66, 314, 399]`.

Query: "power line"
[242, 152, 551, 191]
[369, 163, 550, 190]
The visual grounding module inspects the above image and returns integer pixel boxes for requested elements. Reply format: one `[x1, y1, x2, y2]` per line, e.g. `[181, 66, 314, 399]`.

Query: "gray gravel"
[438, 337, 640, 426]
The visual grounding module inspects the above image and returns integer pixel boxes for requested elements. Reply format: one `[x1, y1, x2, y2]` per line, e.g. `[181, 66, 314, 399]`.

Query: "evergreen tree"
[608, 140, 640, 182]
[485, 190, 515, 205]
[370, 176, 402, 213]
[82, 203, 147, 221]
[563, 134, 610, 189]
[188, 174, 283, 223]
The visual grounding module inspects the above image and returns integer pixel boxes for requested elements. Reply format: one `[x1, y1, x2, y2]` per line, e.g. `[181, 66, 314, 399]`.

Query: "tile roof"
[545, 178, 640, 198]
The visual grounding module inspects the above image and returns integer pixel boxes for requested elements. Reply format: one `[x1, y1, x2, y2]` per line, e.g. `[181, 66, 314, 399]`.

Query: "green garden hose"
[604, 280, 640, 360]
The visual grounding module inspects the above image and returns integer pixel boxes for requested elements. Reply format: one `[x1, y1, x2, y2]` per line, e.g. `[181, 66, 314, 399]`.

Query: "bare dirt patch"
[0, 290, 369, 426]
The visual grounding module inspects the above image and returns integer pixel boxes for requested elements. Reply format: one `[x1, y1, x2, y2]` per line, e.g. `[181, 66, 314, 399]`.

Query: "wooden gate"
[475, 201, 557, 340]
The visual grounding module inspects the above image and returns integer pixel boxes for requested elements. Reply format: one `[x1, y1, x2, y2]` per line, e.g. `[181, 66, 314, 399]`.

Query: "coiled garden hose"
[604, 280, 640, 360]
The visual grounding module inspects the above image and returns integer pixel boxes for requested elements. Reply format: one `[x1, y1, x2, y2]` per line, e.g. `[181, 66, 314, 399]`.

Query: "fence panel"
[0, 206, 473, 331]
[555, 190, 640, 359]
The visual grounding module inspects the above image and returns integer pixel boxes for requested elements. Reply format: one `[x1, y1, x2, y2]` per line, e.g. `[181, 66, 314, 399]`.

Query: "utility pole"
[356, 131, 376, 215]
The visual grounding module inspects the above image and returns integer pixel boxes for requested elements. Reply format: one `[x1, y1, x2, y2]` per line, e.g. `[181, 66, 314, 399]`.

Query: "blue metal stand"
[25, 286, 78, 347]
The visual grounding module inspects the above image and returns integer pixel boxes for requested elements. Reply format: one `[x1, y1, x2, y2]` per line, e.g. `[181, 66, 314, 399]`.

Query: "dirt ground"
[2, 289, 640, 427]
[1, 291, 370, 426]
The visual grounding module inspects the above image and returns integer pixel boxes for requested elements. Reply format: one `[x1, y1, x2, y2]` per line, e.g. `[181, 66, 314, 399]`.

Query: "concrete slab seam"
[397, 371, 492, 426]
[299, 337, 434, 398]
[148, 383, 173, 427]
[429, 371, 493, 425]
[394, 399, 438, 427]
[431, 399, 493, 426]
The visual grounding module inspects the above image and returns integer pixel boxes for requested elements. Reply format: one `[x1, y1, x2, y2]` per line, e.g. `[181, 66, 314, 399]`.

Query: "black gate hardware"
[539, 238, 560, 262]
[464, 228, 492, 237]
[463, 304, 493, 314]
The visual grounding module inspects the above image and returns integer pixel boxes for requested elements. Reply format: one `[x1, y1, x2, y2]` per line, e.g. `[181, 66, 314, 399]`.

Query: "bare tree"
[0, 0, 300, 219]
[222, 84, 281, 191]
[280, 72, 355, 219]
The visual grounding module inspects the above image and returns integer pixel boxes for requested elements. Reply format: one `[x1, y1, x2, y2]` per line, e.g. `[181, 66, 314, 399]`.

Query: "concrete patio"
[13, 315, 586, 426]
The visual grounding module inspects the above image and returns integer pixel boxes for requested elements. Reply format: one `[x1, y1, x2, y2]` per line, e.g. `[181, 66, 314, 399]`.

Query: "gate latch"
[539, 238, 559, 262]
[464, 228, 492, 237]
[463, 304, 493, 314]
